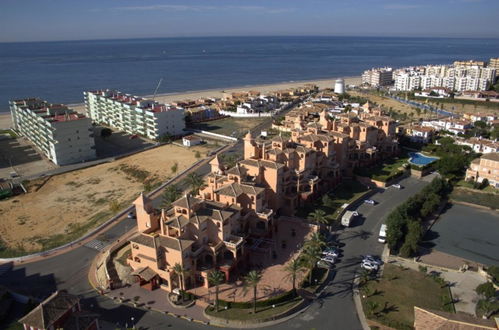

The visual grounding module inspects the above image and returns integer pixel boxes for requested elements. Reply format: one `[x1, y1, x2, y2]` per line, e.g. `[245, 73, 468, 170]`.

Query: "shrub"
[476, 282, 496, 299]
[217, 290, 297, 309]
[487, 266, 499, 285]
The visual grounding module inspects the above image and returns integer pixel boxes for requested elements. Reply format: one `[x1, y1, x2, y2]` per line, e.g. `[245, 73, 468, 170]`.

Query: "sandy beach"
[0, 76, 361, 130]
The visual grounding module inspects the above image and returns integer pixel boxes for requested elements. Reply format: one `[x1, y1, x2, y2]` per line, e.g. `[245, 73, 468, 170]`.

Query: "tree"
[208, 270, 225, 312]
[301, 243, 322, 285]
[170, 162, 178, 176]
[284, 258, 304, 292]
[194, 151, 201, 159]
[172, 263, 187, 302]
[308, 210, 328, 227]
[420, 193, 440, 218]
[476, 282, 496, 300]
[399, 220, 422, 258]
[161, 184, 181, 210]
[159, 133, 172, 143]
[100, 128, 112, 139]
[366, 301, 379, 317]
[186, 172, 206, 196]
[243, 270, 262, 313]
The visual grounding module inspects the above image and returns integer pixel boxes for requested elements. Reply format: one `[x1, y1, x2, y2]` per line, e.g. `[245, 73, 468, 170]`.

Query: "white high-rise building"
[84, 90, 185, 140]
[10, 98, 96, 165]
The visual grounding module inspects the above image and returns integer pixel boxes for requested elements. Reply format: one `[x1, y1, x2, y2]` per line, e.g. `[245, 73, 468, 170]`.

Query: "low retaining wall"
[356, 170, 409, 188]
[219, 110, 273, 118]
[190, 129, 238, 142]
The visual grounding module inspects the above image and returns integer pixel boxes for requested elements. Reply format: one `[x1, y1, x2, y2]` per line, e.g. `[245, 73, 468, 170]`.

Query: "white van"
[378, 224, 387, 243]
[341, 210, 358, 227]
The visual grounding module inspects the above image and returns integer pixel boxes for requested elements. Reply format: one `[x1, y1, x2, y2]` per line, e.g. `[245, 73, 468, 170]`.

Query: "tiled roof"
[132, 267, 158, 281]
[215, 182, 264, 197]
[130, 234, 155, 248]
[226, 164, 245, 176]
[19, 291, 80, 329]
[172, 195, 202, 209]
[239, 159, 285, 169]
[482, 152, 499, 162]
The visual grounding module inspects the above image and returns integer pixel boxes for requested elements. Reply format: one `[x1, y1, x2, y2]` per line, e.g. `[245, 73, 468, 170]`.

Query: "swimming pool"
[408, 152, 438, 166]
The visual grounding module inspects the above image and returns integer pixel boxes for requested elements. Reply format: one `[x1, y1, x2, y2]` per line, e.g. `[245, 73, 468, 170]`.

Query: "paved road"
[270, 175, 434, 330]
[0, 173, 433, 329]
[427, 203, 499, 266]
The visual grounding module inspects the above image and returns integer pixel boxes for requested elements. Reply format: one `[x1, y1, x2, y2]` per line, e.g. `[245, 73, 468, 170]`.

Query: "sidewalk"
[389, 256, 487, 315]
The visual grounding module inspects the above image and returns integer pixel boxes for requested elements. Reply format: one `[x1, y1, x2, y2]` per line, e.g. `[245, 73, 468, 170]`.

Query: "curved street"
[0, 171, 435, 329]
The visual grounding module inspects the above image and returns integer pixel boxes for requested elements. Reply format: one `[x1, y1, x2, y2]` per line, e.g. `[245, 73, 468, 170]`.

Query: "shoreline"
[0, 75, 361, 130]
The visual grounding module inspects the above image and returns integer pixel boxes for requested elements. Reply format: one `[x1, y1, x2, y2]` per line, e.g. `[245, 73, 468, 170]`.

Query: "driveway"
[425, 203, 499, 266]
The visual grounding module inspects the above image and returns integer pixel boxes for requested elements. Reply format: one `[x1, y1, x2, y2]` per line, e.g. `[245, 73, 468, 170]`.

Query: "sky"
[1, 0, 498, 42]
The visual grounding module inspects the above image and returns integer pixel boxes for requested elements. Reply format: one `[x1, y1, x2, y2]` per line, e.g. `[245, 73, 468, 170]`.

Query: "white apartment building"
[84, 90, 185, 140]
[455, 137, 499, 154]
[10, 98, 96, 166]
[361, 67, 393, 87]
[393, 63, 495, 92]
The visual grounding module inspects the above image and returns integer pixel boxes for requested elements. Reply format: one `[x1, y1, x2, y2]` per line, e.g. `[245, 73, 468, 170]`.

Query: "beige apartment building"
[466, 153, 499, 189]
[127, 119, 350, 292]
[279, 102, 398, 174]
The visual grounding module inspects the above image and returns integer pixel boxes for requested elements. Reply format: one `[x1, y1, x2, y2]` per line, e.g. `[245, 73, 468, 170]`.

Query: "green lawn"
[205, 297, 302, 321]
[296, 179, 369, 222]
[450, 187, 499, 210]
[354, 153, 409, 182]
[361, 264, 454, 329]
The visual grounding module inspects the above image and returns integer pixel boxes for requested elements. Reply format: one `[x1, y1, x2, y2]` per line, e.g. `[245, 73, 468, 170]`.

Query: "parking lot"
[425, 203, 499, 266]
[0, 136, 55, 179]
[93, 126, 154, 158]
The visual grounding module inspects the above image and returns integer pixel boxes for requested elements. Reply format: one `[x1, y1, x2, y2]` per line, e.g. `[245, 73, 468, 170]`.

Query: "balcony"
[224, 235, 244, 249]
[191, 243, 204, 257]
[207, 240, 223, 252]
[256, 208, 273, 220]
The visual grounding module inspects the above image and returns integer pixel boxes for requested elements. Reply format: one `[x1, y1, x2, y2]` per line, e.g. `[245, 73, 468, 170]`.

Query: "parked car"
[127, 211, 135, 219]
[364, 199, 376, 205]
[129, 134, 138, 139]
[322, 250, 340, 258]
[392, 184, 402, 189]
[360, 261, 379, 272]
[362, 255, 382, 265]
[321, 255, 337, 264]
[317, 260, 334, 269]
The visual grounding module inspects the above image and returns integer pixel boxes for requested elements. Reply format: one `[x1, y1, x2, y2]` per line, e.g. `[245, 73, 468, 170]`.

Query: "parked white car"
[360, 261, 379, 271]
[392, 184, 402, 189]
[322, 250, 340, 258]
[364, 199, 376, 205]
[362, 255, 382, 265]
[321, 255, 337, 264]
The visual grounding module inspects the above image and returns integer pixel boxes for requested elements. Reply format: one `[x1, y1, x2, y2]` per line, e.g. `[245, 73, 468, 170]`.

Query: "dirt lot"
[0, 143, 213, 253]
[350, 91, 420, 120]
[189, 117, 268, 138]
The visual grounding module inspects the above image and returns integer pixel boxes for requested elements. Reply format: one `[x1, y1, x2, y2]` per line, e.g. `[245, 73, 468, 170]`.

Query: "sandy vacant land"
[0, 143, 212, 252]
[350, 91, 421, 119]
[190, 117, 268, 138]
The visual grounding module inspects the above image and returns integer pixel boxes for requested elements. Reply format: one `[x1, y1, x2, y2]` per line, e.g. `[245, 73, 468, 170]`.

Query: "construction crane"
[152, 78, 163, 101]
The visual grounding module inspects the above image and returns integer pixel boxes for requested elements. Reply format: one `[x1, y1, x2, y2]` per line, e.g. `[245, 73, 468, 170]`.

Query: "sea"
[1, 36, 499, 112]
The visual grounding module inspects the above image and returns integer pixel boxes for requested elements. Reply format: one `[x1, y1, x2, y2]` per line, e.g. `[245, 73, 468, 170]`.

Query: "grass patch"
[361, 264, 454, 329]
[450, 187, 499, 210]
[34, 210, 112, 251]
[355, 153, 409, 182]
[0, 129, 18, 138]
[206, 297, 302, 321]
[295, 179, 369, 222]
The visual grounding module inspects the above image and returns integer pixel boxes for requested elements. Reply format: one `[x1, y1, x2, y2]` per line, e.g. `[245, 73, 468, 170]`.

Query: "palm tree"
[172, 263, 186, 301]
[243, 270, 262, 313]
[366, 301, 379, 317]
[160, 184, 181, 209]
[307, 232, 327, 250]
[207, 270, 225, 312]
[308, 209, 327, 225]
[186, 172, 206, 196]
[284, 258, 304, 293]
[301, 244, 321, 285]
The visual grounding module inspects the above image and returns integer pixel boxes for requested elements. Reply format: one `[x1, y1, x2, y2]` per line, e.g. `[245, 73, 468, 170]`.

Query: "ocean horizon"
[1, 35, 499, 112]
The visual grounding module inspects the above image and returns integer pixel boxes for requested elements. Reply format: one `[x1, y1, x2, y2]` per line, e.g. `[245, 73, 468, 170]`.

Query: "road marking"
[85, 239, 107, 251]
